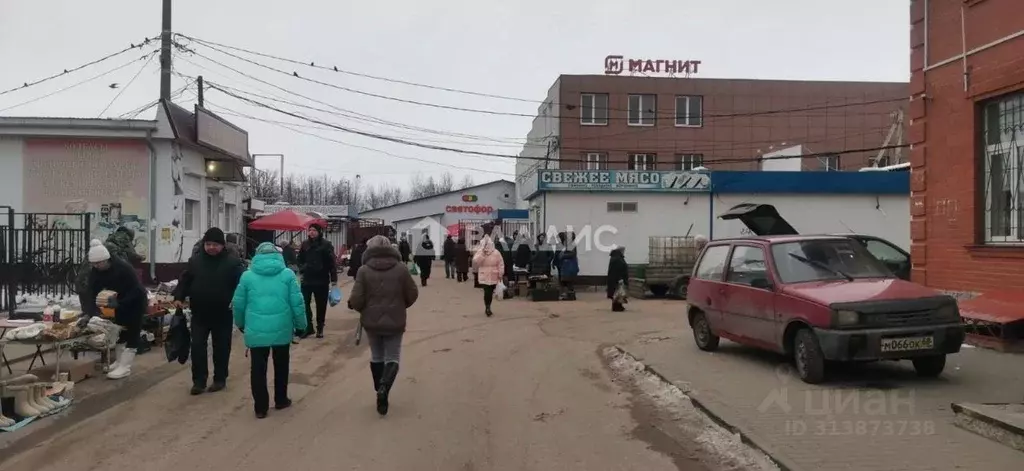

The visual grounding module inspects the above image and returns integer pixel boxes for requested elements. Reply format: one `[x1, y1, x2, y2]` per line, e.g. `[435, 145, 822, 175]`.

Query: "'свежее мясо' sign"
[537, 170, 710, 192]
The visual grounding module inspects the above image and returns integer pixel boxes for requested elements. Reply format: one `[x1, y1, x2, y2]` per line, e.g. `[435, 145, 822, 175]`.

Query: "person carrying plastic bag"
[472, 236, 505, 317]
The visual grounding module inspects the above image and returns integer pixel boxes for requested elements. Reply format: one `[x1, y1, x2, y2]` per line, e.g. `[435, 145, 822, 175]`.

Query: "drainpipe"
[923, 0, 929, 69]
[145, 131, 158, 282]
[960, 5, 968, 92]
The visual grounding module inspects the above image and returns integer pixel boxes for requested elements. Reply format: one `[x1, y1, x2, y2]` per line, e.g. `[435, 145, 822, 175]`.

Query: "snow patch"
[604, 346, 779, 471]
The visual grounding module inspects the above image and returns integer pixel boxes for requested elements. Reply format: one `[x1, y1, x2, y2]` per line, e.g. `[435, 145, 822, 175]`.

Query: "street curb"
[612, 345, 801, 471]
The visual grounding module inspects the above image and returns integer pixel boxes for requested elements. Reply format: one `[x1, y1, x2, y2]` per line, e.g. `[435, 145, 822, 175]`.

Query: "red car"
[685, 234, 965, 384]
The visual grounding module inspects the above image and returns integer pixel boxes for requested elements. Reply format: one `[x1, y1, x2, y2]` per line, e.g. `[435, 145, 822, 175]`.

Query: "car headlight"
[936, 304, 960, 321]
[832, 310, 860, 327]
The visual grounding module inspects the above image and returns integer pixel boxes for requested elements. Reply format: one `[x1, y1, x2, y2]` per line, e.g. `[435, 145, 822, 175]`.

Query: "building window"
[184, 198, 199, 232]
[628, 94, 657, 126]
[676, 153, 704, 170]
[628, 153, 657, 170]
[675, 95, 703, 127]
[582, 152, 607, 170]
[224, 203, 237, 232]
[607, 202, 639, 213]
[982, 92, 1024, 244]
[819, 155, 839, 171]
[580, 93, 609, 125]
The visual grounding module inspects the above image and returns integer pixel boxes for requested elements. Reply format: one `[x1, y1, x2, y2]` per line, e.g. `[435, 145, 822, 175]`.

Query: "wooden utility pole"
[159, 0, 172, 100]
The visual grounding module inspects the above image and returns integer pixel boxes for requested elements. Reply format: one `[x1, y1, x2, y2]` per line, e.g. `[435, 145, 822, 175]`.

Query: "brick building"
[908, 0, 1024, 293]
[514, 75, 906, 188]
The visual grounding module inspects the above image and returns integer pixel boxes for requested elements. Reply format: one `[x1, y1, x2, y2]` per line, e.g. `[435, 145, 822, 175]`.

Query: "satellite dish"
[692, 166, 710, 172]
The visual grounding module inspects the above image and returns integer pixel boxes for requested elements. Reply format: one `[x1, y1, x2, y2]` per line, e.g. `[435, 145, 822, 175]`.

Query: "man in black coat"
[414, 234, 434, 286]
[298, 223, 338, 339]
[175, 227, 246, 395]
[348, 238, 367, 278]
[398, 236, 411, 263]
[442, 235, 456, 279]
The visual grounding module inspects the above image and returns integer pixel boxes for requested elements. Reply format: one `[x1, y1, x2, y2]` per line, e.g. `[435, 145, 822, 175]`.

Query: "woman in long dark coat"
[607, 247, 629, 311]
[454, 238, 470, 282]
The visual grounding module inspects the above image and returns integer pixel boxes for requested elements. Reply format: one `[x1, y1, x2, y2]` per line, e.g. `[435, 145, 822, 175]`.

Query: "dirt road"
[0, 278, 760, 471]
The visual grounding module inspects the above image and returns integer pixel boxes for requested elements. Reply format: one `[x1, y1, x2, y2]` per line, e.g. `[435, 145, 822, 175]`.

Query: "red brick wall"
[555, 75, 906, 171]
[910, 0, 1024, 292]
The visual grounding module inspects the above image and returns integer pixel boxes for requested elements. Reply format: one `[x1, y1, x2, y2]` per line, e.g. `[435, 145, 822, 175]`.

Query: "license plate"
[880, 336, 934, 352]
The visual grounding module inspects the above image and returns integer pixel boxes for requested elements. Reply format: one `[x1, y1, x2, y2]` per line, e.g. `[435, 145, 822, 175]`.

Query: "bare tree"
[458, 174, 475, 189]
[362, 183, 404, 210]
[407, 171, 468, 200]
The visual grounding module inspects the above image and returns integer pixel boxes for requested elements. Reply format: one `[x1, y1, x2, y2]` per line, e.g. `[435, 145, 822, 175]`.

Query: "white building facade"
[0, 100, 253, 282]
[520, 169, 911, 279]
[358, 180, 518, 257]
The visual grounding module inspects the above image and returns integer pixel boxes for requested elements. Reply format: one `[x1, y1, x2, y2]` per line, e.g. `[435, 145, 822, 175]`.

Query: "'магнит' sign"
[537, 170, 710, 192]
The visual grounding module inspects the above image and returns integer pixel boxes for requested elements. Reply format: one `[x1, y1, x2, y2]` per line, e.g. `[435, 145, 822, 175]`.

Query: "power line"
[178, 38, 906, 121]
[0, 51, 159, 113]
[98, 54, 157, 117]
[209, 82, 908, 167]
[0, 37, 158, 98]
[176, 33, 908, 120]
[206, 100, 514, 175]
[171, 52, 532, 145]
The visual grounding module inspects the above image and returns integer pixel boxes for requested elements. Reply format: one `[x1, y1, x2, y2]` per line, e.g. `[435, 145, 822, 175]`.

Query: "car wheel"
[912, 355, 946, 378]
[691, 311, 720, 351]
[793, 329, 826, 384]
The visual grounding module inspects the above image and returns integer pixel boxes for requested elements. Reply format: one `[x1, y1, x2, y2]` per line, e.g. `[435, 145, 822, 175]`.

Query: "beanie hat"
[88, 239, 111, 263]
[202, 227, 226, 245]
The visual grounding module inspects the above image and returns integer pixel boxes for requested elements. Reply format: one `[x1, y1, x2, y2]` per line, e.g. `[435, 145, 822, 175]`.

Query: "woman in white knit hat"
[80, 238, 148, 379]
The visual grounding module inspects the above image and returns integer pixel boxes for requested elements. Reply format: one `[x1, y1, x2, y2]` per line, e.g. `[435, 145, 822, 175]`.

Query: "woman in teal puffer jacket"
[232, 242, 308, 418]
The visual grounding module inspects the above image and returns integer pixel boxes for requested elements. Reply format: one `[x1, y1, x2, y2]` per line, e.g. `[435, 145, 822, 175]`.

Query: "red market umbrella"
[248, 209, 326, 231]
[446, 224, 460, 237]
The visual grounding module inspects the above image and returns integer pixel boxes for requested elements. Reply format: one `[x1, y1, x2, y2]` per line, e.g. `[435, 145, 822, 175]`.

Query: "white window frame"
[224, 203, 237, 233]
[628, 153, 656, 171]
[580, 93, 609, 125]
[583, 152, 607, 170]
[184, 198, 200, 233]
[820, 155, 839, 171]
[983, 92, 1024, 244]
[628, 94, 657, 126]
[676, 153, 704, 170]
[675, 95, 703, 127]
[607, 202, 639, 213]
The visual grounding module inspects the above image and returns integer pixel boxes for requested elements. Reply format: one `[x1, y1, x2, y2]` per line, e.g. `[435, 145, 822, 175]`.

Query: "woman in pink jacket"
[472, 236, 505, 317]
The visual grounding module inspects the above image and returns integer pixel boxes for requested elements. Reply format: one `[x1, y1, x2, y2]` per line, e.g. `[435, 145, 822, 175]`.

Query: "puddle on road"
[600, 346, 779, 471]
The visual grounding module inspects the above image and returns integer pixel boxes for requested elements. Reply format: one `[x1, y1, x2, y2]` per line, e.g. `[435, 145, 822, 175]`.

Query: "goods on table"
[1, 323, 45, 341]
[96, 290, 118, 307]
[41, 322, 77, 341]
[81, 317, 121, 350]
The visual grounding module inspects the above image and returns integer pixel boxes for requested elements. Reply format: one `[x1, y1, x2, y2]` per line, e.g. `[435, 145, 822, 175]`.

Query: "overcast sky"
[0, 0, 909, 190]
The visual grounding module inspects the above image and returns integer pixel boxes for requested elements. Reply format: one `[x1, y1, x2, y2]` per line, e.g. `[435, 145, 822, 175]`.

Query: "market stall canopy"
[248, 209, 326, 231]
[446, 224, 460, 237]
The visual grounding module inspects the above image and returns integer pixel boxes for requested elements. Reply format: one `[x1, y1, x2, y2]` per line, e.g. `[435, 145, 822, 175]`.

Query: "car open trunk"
[718, 203, 799, 236]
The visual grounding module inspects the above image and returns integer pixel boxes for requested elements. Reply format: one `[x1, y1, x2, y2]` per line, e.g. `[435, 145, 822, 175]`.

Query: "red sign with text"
[604, 56, 701, 76]
[446, 204, 494, 214]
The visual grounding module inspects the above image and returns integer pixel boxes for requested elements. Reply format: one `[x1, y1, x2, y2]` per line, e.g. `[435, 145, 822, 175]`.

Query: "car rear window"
[771, 239, 893, 284]
[694, 245, 731, 281]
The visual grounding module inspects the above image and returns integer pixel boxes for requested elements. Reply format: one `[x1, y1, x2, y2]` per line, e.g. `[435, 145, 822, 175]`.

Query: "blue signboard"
[537, 170, 710, 192]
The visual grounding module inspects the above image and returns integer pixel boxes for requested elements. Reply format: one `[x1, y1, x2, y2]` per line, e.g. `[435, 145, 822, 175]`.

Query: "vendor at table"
[79, 238, 147, 380]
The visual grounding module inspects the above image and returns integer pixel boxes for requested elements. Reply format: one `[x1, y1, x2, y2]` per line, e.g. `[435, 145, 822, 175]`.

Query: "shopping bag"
[495, 281, 507, 300]
[409, 262, 419, 276]
[328, 285, 343, 307]
[164, 308, 191, 364]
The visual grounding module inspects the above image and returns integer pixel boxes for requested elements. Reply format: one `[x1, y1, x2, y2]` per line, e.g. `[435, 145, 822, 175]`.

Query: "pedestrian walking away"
[347, 235, 419, 416]
[398, 235, 411, 264]
[347, 238, 367, 279]
[442, 235, 456, 279]
[175, 227, 246, 396]
[297, 223, 338, 339]
[79, 239, 147, 380]
[472, 236, 505, 317]
[607, 247, 629, 311]
[454, 237, 470, 282]
[556, 232, 580, 300]
[232, 242, 308, 419]
[414, 234, 435, 286]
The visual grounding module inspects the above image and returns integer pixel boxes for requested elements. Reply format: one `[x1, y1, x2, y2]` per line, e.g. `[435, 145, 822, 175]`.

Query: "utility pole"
[197, 76, 204, 107]
[159, 0, 172, 100]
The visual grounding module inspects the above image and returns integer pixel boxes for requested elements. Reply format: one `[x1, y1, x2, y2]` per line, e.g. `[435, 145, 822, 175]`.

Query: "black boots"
[376, 362, 400, 416]
[370, 362, 383, 392]
[316, 326, 324, 339]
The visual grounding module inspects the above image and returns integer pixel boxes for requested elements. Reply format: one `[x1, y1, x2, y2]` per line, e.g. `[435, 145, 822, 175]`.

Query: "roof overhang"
[0, 116, 158, 139]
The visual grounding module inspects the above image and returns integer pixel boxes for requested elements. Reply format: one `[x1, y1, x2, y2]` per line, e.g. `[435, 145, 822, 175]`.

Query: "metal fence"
[0, 208, 92, 313]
